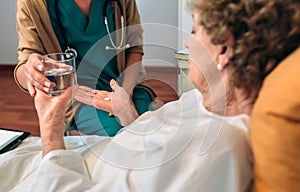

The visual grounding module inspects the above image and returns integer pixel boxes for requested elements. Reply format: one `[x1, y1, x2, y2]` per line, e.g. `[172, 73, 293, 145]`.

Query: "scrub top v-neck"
[46, 0, 118, 91]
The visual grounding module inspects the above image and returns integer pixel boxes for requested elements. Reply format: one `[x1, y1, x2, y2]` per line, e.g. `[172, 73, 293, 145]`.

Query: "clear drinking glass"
[41, 53, 77, 96]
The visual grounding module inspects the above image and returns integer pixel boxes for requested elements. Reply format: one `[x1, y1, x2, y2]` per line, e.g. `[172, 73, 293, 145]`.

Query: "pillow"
[251, 48, 300, 192]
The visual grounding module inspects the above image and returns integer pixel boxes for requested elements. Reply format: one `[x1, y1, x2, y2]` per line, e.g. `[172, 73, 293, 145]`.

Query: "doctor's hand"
[34, 87, 73, 156]
[74, 79, 138, 126]
[24, 53, 54, 97]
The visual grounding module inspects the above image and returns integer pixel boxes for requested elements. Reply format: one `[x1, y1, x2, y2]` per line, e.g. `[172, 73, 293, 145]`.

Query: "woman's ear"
[217, 45, 233, 70]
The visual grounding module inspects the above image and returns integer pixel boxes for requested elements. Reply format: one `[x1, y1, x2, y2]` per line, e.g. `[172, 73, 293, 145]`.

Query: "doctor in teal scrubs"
[14, 0, 156, 136]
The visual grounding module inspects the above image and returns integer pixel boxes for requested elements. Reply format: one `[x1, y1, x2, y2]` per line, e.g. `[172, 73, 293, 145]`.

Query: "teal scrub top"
[46, 0, 118, 91]
[46, 0, 152, 136]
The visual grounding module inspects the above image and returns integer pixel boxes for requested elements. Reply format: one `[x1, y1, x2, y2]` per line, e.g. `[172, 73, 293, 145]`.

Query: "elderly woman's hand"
[24, 53, 54, 97]
[74, 85, 114, 114]
[74, 79, 138, 126]
[34, 87, 73, 156]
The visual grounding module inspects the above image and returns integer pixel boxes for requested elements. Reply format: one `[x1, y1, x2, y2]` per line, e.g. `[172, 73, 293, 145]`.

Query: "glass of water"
[41, 53, 77, 96]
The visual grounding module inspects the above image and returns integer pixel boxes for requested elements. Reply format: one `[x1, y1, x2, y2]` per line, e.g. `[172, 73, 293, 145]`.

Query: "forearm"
[122, 52, 143, 95]
[118, 52, 142, 125]
[38, 107, 67, 157]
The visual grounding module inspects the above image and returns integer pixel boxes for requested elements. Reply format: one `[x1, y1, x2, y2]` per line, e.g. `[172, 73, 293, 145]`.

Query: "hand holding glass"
[41, 53, 77, 96]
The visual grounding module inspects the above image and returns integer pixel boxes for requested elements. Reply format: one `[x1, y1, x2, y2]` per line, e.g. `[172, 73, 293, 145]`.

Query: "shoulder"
[118, 0, 139, 12]
[210, 115, 250, 152]
[17, 0, 46, 13]
[188, 115, 252, 191]
[16, 0, 30, 10]
[16, 0, 41, 7]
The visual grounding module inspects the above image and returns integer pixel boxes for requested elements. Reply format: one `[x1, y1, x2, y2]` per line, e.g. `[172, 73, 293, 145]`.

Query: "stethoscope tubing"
[103, 0, 129, 50]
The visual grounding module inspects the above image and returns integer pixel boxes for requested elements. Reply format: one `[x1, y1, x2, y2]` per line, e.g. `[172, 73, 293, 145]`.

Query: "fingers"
[34, 87, 72, 128]
[77, 85, 96, 95]
[75, 86, 95, 98]
[75, 86, 110, 98]
[109, 80, 130, 105]
[110, 79, 119, 90]
[74, 94, 94, 106]
[26, 77, 36, 97]
[35, 87, 72, 110]
[25, 53, 52, 94]
[43, 60, 71, 70]
[28, 53, 44, 71]
[54, 62, 72, 69]
[74, 86, 94, 106]
[26, 71, 52, 92]
[73, 85, 114, 113]
[35, 86, 72, 100]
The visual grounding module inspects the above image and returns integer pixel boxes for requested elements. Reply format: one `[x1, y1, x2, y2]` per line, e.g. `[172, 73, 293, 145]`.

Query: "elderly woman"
[1, 0, 300, 191]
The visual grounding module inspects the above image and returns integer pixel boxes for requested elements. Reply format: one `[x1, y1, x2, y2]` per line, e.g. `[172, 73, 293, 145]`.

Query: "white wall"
[0, 0, 18, 65]
[136, 0, 178, 26]
[178, 0, 193, 50]
[136, 0, 193, 66]
[136, 0, 179, 67]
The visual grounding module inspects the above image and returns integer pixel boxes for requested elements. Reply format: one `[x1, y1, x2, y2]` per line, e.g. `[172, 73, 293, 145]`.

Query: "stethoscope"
[54, 0, 129, 58]
[103, 0, 130, 50]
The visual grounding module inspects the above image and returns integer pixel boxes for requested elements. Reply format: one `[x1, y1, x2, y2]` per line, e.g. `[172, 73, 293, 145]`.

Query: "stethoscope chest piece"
[65, 46, 78, 58]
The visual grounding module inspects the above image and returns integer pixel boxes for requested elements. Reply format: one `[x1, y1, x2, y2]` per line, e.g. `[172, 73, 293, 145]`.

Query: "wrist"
[40, 123, 66, 157]
[40, 120, 65, 137]
[117, 102, 138, 126]
[41, 138, 65, 157]
[14, 63, 28, 93]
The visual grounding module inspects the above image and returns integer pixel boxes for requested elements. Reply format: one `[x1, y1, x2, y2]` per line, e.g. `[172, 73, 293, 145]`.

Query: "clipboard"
[0, 127, 30, 154]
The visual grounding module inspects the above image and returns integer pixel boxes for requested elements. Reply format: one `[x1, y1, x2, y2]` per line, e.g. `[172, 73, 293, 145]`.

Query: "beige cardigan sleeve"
[124, 0, 143, 55]
[14, 0, 62, 91]
[114, 0, 155, 99]
[114, 0, 143, 72]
